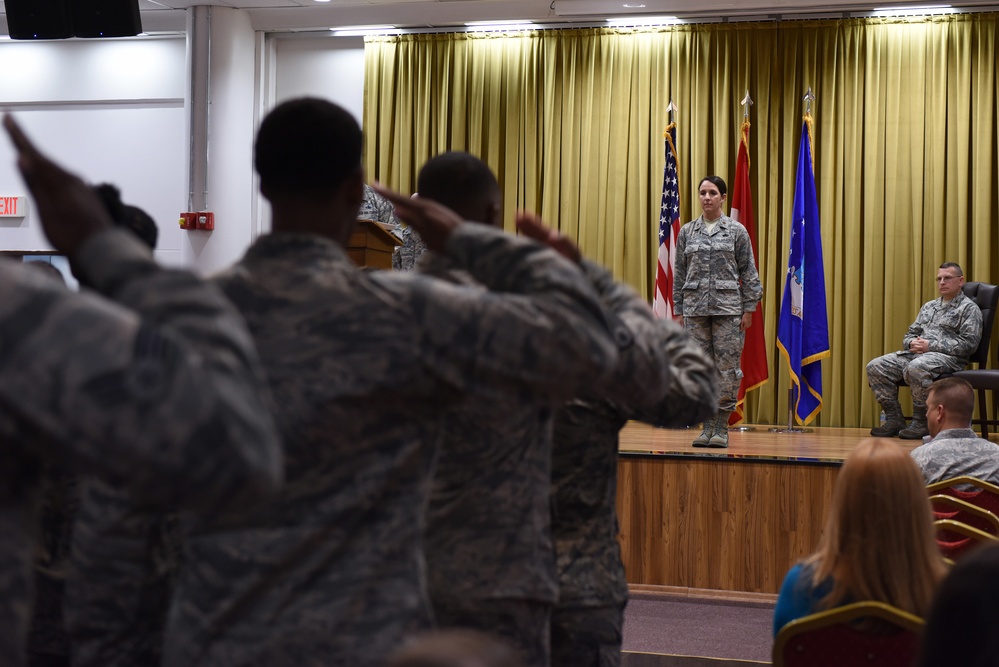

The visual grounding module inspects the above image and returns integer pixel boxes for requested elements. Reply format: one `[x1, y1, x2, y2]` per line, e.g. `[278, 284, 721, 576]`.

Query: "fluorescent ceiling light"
[465, 20, 533, 26]
[465, 20, 534, 32]
[871, 4, 954, 15]
[606, 15, 680, 26]
[622, 3, 647, 6]
[331, 25, 399, 36]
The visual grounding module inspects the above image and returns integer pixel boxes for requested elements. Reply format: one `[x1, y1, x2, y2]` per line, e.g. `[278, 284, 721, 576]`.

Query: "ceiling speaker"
[5, 0, 74, 40]
[5, 0, 142, 40]
[72, 0, 143, 38]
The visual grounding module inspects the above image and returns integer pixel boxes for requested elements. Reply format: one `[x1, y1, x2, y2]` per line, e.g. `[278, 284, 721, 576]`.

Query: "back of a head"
[93, 183, 158, 250]
[811, 439, 944, 614]
[919, 542, 999, 666]
[417, 152, 502, 226]
[386, 630, 524, 667]
[255, 97, 362, 201]
[929, 376, 975, 426]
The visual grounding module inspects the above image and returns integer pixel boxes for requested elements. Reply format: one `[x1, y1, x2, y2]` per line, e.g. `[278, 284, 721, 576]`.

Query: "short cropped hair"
[417, 152, 501, 225]
[928, 377, 975, 424]
[939, 261, 964, 276]
[698, 175, 727, 196]
[255, 98, 362, 199]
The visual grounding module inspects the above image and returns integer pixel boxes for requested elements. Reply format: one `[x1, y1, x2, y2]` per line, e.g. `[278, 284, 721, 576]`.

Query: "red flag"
[653, 123, 681, 319]
[729, 119, 769, 425]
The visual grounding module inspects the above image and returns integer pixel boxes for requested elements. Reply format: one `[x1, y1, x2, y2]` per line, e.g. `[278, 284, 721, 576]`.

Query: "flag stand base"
[771, 388, 814, 433]
[729, 426, 757, 432]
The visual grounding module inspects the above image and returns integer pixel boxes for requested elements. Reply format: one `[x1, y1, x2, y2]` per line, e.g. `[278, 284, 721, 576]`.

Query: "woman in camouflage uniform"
[673, 176, 763, 448]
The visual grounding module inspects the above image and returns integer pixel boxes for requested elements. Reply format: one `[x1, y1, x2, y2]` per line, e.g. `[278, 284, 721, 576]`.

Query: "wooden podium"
[347, 219, 402, 269]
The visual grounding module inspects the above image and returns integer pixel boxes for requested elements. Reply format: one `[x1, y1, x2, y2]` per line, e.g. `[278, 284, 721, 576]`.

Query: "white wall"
[0, 37, 188, 266]
[181, 7, 259, 275]
[272, 35, 366, 125]
[0, 29, 370, 272]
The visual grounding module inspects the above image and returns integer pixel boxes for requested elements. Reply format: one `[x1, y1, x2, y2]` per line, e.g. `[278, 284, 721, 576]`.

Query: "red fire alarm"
[178, 211, 215, 231]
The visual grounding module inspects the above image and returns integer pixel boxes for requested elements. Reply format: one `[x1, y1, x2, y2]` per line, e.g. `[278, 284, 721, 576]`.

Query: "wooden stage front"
[615, 423, 921, 597]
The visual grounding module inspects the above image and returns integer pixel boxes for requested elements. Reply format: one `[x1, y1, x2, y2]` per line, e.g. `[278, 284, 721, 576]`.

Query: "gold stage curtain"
[363, 14, 999, 428]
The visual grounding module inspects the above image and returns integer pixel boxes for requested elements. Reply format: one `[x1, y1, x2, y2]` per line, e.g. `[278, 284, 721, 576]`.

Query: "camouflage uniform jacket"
[358, 184, 427, 271]
[552, 272, 718, 608]
[393, 226, 428, 272]
[910, 428, 999, 486]
[899, 293, 981, 362]
[161, 223, 620, 667]
[26, 459, 77, 663]
[64, 476, 181, 667]
[672, 215, 762, 317]
[418, 257, 648, 605]
[0, 230, 282, 667]
[359, 184, 399, 228]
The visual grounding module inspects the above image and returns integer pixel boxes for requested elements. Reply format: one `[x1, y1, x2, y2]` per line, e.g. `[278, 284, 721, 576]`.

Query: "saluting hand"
[371, 183, 462, 254]
[3, 114, 113, 256]
[515, 211, 582, 264]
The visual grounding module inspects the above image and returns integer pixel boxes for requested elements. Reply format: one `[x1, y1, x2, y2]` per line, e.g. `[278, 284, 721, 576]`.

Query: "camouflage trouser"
[433, 598, 551, 667]
[550, 602, 625, 667]
[684, 315, 743, 411]
[866, 351, 965, 407]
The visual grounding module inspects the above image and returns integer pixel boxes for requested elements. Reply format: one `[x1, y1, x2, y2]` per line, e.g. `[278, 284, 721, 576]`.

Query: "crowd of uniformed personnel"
[1, 98, 718, 667]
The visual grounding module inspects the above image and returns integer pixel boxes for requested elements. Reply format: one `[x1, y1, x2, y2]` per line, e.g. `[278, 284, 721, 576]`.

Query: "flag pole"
[731, 88, 758, 433]
[769, 387, 813, 433]
[740, 90, 753, 118]
[769, 86, 821, 435]
[803, 86, 815, 115]
[654, 97, 682, 320]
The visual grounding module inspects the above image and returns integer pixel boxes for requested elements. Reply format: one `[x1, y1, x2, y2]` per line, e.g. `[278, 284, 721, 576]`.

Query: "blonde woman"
[772, 439, 947, 635]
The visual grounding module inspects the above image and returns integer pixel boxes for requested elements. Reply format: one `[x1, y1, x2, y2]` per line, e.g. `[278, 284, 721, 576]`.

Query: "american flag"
[653, 122, 681, 319]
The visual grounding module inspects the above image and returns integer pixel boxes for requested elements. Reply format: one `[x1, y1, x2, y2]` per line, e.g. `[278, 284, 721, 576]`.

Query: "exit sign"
[0, 197, 28, 217]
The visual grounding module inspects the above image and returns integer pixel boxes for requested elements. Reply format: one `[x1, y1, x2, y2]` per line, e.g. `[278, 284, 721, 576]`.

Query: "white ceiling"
[1, 0, 998, 33]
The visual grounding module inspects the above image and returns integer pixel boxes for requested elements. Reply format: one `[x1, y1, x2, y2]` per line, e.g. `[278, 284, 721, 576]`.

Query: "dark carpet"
[622, 593, 775, 664]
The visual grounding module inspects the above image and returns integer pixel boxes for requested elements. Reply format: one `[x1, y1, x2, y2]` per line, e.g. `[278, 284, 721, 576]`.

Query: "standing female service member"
[673, 176, 762, 448]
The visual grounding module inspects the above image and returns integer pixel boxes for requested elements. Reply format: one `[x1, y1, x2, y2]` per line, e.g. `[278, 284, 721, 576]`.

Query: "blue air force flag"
[776, 118, 830, 425]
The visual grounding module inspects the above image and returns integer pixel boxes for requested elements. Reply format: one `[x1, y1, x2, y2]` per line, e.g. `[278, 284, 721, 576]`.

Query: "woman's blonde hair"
[806, 438, 946, 617]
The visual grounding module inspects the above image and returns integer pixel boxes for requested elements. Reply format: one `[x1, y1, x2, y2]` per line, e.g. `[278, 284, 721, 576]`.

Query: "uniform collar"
[694, 214, 731, 234]
[937, 291, 968, 308]
[932, 427, 980, 441]
[245, 232, 352, 267]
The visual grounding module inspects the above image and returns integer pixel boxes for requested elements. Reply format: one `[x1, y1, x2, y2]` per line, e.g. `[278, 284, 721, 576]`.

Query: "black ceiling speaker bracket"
[6, 0, 142, 40]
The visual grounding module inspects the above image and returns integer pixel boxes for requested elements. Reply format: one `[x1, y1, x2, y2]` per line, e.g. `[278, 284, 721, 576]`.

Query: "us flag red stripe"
[653, 122, 681, 319]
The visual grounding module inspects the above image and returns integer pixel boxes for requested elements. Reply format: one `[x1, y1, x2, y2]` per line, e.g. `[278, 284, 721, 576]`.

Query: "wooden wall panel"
[617, 456, 840, 594]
